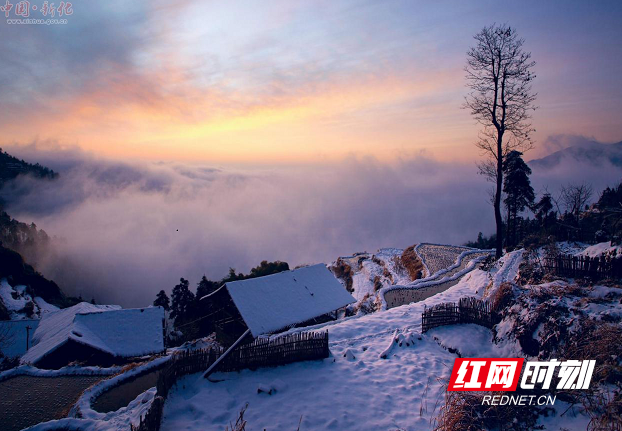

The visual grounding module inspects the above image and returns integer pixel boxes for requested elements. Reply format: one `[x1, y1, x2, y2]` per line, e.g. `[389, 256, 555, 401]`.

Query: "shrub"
[489, 282, 515, 313]
[564, 320, 622, 386]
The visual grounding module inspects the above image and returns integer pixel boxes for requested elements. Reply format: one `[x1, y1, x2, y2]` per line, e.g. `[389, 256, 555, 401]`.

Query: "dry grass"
[351, 293, 378, 315]
[331, 258, 354, 293]
[373, 276, 383, 292]
[564, 321, 622, 385]
[225, 403, 248, 431]
[400, 245, 425, 281]
[434, 389, 485, 431]
[489, 282, 515, 313]
[433, 384, 543, 431]
[583, 390, 622, 431]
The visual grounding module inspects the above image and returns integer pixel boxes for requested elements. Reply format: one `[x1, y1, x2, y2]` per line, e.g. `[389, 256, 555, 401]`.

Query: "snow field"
[0, 278, 59, 320]
[332, 248, 408, 303]
[578, 240, 622, 257]
[161, 269, 496, 431]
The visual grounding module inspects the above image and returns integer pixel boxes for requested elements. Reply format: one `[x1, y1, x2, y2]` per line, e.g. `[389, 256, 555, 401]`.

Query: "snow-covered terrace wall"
[379, 249, 493, 310]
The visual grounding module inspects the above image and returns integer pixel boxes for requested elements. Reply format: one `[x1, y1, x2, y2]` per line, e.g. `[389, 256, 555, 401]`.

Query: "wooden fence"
[131, 331, 329, 431]
[421, 297, 494, 333]
[217, 331, 329, 372]
[543, 254, 622, 279]
[130, 348, 222, 431]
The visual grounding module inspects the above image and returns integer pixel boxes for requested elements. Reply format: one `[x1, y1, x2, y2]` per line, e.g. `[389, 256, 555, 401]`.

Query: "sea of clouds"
[1, 137, 620, 306]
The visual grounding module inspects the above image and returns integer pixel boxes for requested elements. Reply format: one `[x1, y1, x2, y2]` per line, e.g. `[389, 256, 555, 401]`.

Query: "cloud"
[1, 142, 494, 306]
[2, 138, 620, 307]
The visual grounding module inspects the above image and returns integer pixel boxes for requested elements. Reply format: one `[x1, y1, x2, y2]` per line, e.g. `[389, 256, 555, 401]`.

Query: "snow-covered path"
[161, 269, 506, 431]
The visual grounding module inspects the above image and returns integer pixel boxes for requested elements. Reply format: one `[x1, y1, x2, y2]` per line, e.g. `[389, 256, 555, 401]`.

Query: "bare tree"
[0, 323, 15, 355]
[465, 24, 537, 258]
[560, 183, 593, 218]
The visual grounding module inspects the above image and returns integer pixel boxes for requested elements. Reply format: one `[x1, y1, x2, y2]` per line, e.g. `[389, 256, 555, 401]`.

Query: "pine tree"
[170, 278, 195, 324]
[154, 289, 170, 311]
[503, 151, 535, 247]
[534, 194, 554, 228]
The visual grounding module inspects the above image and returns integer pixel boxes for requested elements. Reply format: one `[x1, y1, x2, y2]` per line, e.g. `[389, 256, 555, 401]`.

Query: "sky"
[1, 1, 622, 305]
[1, 0, 622, 164]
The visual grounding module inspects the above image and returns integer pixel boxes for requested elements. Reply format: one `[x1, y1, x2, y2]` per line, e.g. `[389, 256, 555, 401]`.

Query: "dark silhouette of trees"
[196, 275, 219, 299]
[465, 24, 537, 258]
[560, 183, 593, 218]
[249, 260, 289, 278]
[533, 193, 555, 230]
[465, 181, 622, 247]
[503, 151, 535, 248]
[217, 261, 290, 285]
[0, 323, 15, 357]
[154, 289, 170, 311]
[170, 278, 195, 324]
[0, 148, 57, 182]
[595, 182, 622, 239]
[464, 231, 497, 249]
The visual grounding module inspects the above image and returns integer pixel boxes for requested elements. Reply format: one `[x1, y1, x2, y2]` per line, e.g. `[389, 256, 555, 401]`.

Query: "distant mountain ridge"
[0, 148, 57, 185]
[528, 140, 622, 169]
[0, 149, 57, 259]
[0, 150, 72, 316]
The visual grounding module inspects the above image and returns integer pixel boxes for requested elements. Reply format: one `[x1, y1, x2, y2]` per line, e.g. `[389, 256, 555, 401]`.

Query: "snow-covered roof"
[22, 303, 165, 365]
[225, 264, 355, 337]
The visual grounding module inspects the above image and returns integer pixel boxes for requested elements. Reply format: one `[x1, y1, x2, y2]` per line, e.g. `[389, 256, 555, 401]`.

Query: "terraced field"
[0, 375, 104, 431]
[416, 244, 472, 276]
[383, 250, 492, 309]
[330, 244, 492, 311]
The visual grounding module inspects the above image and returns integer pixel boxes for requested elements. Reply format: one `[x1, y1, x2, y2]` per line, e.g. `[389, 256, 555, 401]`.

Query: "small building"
[200, 264, 355, 341]
[21, 302, 165, 369]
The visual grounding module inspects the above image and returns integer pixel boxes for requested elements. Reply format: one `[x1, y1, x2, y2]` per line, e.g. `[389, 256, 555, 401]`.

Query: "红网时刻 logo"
[447, 358, 595, 405]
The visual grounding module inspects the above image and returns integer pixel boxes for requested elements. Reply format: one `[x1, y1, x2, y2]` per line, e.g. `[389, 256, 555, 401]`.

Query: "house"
[199, 264, 355, 340]
[21, 302, 165, 369]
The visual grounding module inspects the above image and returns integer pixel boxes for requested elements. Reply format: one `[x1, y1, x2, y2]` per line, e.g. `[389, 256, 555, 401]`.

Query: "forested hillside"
[0, 148, 57, 183]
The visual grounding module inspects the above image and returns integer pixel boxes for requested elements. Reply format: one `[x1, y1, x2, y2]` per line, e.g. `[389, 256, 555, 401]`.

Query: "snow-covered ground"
[578, 240, 622, 257]
[0, 278, 59, 320]
[329, 244, 490, 313]
[161, 266, 510, 431]
[160, 247, 611, 431]
[8, 242, 620, 431]
[330, 248, 412, 303]
[0, 278, 60, 358]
